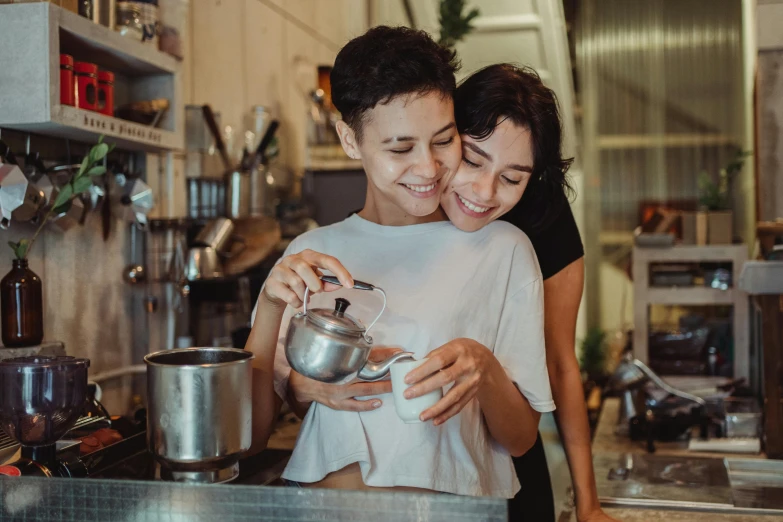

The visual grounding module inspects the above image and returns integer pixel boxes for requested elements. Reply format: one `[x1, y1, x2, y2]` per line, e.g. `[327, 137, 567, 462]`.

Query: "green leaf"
[89, 143, 109, 165]
[87, 165, 106, 177]
[53, 183, 74, 208]
[52, 201, 72, 215]
[72, 176, 93, 195]
[8, 239, 30, 260]
[76, 156, 90, 179]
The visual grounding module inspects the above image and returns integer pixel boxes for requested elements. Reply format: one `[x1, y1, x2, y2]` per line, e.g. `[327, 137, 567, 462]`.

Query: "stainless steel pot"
[144, 347, 253, 483]
[284, 276, 413, 383]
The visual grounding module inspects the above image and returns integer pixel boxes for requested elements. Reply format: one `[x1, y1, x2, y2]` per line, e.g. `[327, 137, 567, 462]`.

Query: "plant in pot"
[579, 327, 609, 393]
[697, 149, 751, 245]
[1, 138, 114, 348]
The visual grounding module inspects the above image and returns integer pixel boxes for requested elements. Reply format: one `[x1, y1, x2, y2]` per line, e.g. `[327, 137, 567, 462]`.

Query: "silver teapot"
[284, 276, 413, 383]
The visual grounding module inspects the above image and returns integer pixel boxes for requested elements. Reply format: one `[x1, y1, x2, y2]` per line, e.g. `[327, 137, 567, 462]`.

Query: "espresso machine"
[611, 352, 710, 452]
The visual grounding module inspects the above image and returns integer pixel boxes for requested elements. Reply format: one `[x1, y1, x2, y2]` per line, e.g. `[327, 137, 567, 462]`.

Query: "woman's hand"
[578, 507, 620, 522]
[262, 249, 353, 308]
[288, 347, 402, 415]
[402, 338, 501, 425]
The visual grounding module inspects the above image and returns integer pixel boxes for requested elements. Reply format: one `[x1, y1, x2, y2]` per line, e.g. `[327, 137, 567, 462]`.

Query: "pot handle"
[303, 275, 386, 343]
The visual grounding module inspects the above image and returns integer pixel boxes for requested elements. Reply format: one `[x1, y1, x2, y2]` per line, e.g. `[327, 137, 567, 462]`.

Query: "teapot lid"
[306, 298, 365, 337]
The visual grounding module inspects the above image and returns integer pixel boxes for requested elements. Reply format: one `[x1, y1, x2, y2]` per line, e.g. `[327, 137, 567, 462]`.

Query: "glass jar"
[117, 0, 159, 46]
[116, 3, 144, 42]
[1, 259, 44, 348]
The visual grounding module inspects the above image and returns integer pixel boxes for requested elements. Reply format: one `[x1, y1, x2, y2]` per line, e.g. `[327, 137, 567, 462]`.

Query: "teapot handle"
[303, 275, 387, 343]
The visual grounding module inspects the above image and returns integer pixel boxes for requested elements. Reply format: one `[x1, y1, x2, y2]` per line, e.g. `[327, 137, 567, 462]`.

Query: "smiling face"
[441, 119, 534, 232]
[336, 91, 462, 225]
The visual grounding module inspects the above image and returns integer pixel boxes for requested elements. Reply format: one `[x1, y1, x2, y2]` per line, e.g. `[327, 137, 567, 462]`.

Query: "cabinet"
[632, 245, 749, 379]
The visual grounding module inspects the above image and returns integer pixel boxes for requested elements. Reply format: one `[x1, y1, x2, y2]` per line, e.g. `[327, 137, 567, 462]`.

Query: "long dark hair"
[454, 64, 574, 232]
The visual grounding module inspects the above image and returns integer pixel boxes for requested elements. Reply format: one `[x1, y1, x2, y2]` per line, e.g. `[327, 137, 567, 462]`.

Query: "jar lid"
[60, 54, 74, 67]
[98, 71, 115, 83]
[74, 62, 98, 75]
[306, 298, 365, 337]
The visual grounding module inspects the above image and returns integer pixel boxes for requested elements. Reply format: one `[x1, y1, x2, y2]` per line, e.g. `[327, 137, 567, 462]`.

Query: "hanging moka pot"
[0, 142, 45, 229]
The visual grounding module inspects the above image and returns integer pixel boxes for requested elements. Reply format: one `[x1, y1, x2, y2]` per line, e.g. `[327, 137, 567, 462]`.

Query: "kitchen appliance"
[0, 356, 89, 476]
[112, 173, 154, 227]
[0, 155, 46, 228]
[285, 276, 413, 383]
[611, 352, 712, 452]
[144, 347, 253, 483]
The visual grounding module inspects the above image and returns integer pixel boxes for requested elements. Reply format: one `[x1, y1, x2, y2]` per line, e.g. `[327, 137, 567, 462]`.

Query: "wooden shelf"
[0, 3, 182, 152]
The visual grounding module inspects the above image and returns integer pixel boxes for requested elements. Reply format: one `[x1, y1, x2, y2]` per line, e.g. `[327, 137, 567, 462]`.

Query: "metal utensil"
[202, 105, 232, 171]
[0, 156, 46, 228]
[144, 347, 253, 484]
[184, 247, 223, 281]
[194, 217, 235, 252]
[123, 223, 146, 284]
[285, 276, 414, 383]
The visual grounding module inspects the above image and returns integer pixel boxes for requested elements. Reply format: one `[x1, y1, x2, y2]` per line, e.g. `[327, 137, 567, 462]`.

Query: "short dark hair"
[331, 26, 460, 139]
[455, 64, 574, 232]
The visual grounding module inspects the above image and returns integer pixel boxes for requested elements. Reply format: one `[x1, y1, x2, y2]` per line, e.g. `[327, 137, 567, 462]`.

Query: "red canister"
[59, 54, 75, 106]
[97, 71, 115, 117]
[74, 61, 98, 111]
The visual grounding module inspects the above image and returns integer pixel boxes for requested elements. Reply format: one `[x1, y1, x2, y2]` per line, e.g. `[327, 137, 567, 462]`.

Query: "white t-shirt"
[254, 214, 554, 498]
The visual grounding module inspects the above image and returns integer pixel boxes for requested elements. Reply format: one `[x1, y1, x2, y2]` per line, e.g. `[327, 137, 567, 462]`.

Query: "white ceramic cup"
[390, 358, 443, 424]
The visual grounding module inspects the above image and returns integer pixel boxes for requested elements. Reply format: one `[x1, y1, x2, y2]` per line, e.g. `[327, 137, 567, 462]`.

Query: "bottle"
[1, 259, 44, 348]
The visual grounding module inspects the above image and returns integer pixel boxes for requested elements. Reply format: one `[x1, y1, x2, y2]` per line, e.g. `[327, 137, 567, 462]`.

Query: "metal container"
[194, 217, 234, 252]
[284, 276, 413, 383]
[184, 247, 222, 281]
[144, 347, 253, 483]
[226, 170, 250, 219]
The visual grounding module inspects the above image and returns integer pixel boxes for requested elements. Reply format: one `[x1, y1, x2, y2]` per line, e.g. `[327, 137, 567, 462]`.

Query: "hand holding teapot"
[262, 249, 354, 308]
[264, 249, 413, 384]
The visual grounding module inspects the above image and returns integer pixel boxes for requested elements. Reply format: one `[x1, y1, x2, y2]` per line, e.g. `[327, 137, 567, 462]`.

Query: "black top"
[501, 202, 584, 280]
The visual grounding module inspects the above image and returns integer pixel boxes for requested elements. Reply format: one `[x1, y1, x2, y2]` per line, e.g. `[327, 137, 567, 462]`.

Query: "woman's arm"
[286, 347, 403, 418]
[544, 258, 617, 522]
[246, 293, 286, 454]
[244, 249, 355, 455]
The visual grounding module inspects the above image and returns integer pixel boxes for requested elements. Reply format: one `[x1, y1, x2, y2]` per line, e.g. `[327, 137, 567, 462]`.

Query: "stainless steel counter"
[0, 476, 507, 522]
[588, 398, 783, 520]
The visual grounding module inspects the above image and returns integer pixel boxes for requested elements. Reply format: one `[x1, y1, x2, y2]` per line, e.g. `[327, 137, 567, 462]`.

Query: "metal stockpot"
[144, 347, 253, 483]
[284, 276, 413, 383]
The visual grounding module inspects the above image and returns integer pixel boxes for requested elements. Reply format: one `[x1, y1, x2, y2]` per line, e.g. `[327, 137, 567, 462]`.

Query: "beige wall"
[185, 0, 368, 175]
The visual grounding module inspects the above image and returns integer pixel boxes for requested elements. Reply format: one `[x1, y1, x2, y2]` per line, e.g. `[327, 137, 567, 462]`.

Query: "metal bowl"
[0, 356, 90, 446]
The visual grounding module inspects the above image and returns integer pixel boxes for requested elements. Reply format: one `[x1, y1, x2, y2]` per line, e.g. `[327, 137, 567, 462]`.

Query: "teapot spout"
[357, 352, 415, 382]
